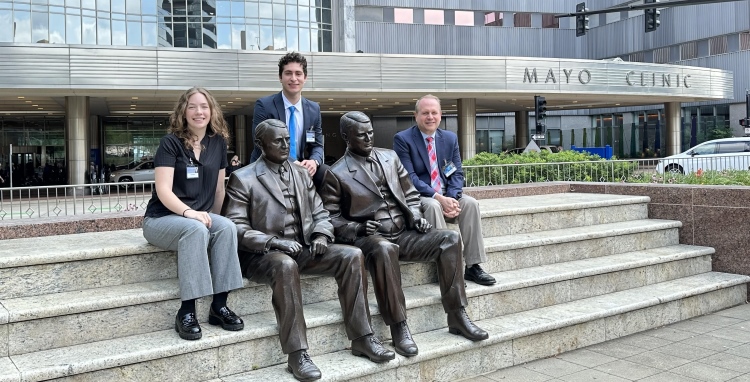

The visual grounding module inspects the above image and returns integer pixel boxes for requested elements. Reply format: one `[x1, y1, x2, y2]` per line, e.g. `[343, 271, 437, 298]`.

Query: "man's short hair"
[340, 111, 371, 137]
[414, 94, 442, 113]
[254, 119, 287, 148]
[278, 52, 308, 77]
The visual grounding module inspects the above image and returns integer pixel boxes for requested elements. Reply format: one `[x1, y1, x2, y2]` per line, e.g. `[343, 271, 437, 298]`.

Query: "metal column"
[664, 102, 682, 156]
[515, 111, 529, 148]
[457, 98, 476, 159]
[234, 115, 247, 164]
[65, 96, 89, 186]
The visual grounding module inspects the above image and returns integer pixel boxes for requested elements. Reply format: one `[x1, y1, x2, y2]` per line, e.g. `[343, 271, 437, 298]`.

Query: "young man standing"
[250, 52, 327, 187]
[393, 95, 496, 286]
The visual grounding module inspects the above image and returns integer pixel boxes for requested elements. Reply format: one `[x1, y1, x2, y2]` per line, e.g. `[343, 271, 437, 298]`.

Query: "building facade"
[0, 0, 744, 185]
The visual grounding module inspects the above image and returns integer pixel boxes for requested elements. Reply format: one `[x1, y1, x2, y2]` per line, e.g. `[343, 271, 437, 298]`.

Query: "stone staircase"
[0, 192, 747, 382]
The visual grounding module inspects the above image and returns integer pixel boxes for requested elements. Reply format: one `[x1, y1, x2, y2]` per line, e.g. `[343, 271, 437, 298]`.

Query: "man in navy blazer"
[250, 52, 327, 187]
[393, 94, 496, 286]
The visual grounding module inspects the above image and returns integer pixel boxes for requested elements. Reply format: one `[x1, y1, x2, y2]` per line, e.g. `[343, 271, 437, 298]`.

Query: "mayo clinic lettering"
[524, 67, 692, 88]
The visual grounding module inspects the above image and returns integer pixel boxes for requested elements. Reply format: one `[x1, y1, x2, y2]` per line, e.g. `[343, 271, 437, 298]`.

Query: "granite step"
[222, 272, 750, 382]
[1, 272, 745, 382]
[475, 193, 650, 237]
[0, 244, 714, 356]
[483, 218, 681, 273]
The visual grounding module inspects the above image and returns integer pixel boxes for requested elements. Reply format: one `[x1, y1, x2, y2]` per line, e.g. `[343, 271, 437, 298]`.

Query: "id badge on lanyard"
[443, 160, 457, 178]
[306, 126, 316, 143]
[186, 158, 199, 179]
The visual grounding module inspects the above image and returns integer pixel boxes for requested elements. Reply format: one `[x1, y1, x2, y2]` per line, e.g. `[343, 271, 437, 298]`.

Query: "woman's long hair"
[168, 87, 230, 150]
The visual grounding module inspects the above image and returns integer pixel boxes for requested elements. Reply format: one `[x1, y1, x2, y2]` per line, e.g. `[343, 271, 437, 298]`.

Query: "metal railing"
[0, 181, 154, 221]
[3, 156, 749, 221]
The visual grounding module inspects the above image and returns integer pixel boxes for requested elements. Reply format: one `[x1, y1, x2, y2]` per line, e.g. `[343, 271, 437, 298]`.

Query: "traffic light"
[740, 119, 747, 127]
[575, 2, 589, 37]
[644, 0, 661, 32]
[534, 95, 547, 134]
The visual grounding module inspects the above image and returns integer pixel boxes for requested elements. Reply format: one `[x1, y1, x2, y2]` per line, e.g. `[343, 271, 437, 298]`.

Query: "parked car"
[110, 161, 156, 186]
[656, 137, 750, 174]
[503, 145, 560, 155]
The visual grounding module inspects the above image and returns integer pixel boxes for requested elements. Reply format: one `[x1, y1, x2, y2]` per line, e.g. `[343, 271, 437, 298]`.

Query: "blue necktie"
[288, 105, 297, 161]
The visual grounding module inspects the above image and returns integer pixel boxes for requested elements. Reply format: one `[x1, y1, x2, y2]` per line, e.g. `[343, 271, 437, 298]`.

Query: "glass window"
[230, 23, 243, 49]
[653, 47, 670, 63]
[141, 0, 155, 14]
[484, 11, 502, 26]
[245, 2, 257, 17]
[32, 11, 48, 43]
[741, 32, 750, 51]
[394, 8, 412, 24]
[321, 7, 330, 24]
[273, 24, 284, 49]
[96, 0, 108, 12]
[126, 20, 140, 45]
[298, 26, 309, 51]
[680, 41, 697, 60]
[230, 0, 243, 17]
[321, 29, 331, 51]
[203, 21, 216, 48]
[285, 4, 296, 20]
[216, 0, 229, 16]
[66, 0, 80, 7]
[513, 12, 531, 27]
[14, 10, 31, 43]
[717, 142, 747, 154]
[126, 0, 140, 14]
[142, 21, 156, 45]
[216, 22, 230, 48]
[172, 22, 186, 47]
[454, 10, 473, 26]
[272, 3, 283, 19]
[309, 24, 317, 51]
[187, 22, 200, 47]
[157, 20, 172, 46]
[259, 3, 271, 18]
[97, 17, 110, 44]
[81, 0, 94, 9]
[710, 35, 727, 55]
[424, 9, 443, 25]
[65, 15, 81, 44]
[693, 143, 716, 155]
[297, 5, 308, 21]
[285, 25, 297, 50]
[111, 0, 125, 13]
[0, 10, 12, 42]
[49, 12, 65, 43]
[82, 15, 95, 43]
[112, 19, 125, 45]
[542, 14, 558, 28]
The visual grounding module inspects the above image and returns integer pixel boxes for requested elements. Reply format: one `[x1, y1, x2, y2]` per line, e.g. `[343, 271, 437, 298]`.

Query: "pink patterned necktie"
[426, 137, 441, 194]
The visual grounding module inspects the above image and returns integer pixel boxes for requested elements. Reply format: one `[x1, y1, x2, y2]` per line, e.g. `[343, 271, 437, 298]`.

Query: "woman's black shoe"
[208, 306, 244, 331]
[175, 312, 202, 340]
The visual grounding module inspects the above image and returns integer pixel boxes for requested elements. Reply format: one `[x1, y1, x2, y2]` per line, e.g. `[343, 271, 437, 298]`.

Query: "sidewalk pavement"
[460, 303, 750, 382]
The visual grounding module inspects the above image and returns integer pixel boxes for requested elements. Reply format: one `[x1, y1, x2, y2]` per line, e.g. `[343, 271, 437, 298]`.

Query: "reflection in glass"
[81, 0, 94, 9]
[127, 20, 141, 45]
[285, 26, 297, 51]
[141, 0, 155, 15]
[126, 0, 140, 14]
[65, 15, 81, 44]
[321, 29, 330, 51]
[15, 10, 31, 43]
[82, 15, 95, 43]
[112, 19, 126, 45]
[245, 23, 258, 50]
[245, 1, 257, 17]
[96, 0, 109, 12]
[216, 0, 229, 17]
[32, 10, 48, 42]
[172, 22, 186, 47]
[260, 24, 271, 50]
[273, 24, 284, 49]
[157, 20, 172, 46]
[309, 24, 317, 51]
[112, 0, 125, 13]
[298, 5, 308, 21]
[203, 20, 217, 48]
[0, 10, 12, 42]
[97, 16, 110, 44]
[49, 12, 65, 43]
[216, 22, 230, 48]
[142, 21, 155, 45]
[187, 22, 200, 47]
[66, 0, 81, 7]
[298, 26, 308, 52]
[230, 23, 243, 49]
[272, 3, 283, 19]
[259, 3, 271, 18]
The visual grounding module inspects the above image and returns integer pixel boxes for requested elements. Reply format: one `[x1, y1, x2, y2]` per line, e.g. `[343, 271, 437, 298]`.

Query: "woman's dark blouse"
[145, 133, 228, 218]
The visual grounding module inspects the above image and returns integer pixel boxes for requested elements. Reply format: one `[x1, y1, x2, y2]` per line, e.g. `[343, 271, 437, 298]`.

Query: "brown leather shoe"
[447, 307, 488, 341]
[351, 334, 396, 363]
[287, 350, 321, 381]
[390, 321, 418, 357]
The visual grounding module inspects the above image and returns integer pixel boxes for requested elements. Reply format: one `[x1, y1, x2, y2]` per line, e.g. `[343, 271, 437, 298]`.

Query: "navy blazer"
[393, 126, 464, 199]
[250, 92, 324, 165]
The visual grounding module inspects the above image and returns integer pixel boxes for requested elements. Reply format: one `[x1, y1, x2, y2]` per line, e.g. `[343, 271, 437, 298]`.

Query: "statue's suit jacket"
[322, 148, 422, 244]
[222, 158, 334, 269]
